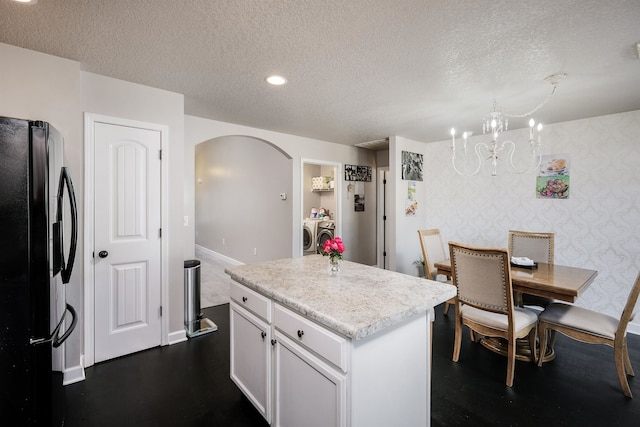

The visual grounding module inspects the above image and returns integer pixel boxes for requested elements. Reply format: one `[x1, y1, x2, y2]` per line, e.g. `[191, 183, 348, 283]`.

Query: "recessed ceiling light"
[13, 0, 37, 4]
[266, 75, 287, 86]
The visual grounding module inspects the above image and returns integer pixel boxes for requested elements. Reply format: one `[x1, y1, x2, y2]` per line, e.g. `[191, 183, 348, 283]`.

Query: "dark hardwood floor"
[59, 304, 268, 427]
[59, 303, 640, 426]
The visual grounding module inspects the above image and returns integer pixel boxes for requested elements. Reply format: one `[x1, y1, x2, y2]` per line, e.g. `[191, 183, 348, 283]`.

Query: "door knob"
[98, 250, 109, 258]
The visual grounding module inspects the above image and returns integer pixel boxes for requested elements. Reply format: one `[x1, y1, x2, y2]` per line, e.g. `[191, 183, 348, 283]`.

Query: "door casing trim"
[83, 113, 169, 368]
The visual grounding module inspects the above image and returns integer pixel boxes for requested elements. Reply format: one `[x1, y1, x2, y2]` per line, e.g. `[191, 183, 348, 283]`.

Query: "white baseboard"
[168, 328, 188, 345]
[63, 354, 86, 385]
[195, 244, 244, 266]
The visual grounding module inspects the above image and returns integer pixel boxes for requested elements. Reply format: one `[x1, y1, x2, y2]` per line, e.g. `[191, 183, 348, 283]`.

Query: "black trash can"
[184, 259, 217, 338]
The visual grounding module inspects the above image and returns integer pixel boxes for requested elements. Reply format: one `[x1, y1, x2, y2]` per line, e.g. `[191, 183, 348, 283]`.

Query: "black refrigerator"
[0, 117, 78, 425]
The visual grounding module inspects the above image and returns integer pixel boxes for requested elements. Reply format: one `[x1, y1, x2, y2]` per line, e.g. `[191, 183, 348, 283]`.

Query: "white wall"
[81, 72, 185, 337]
[303, 163, 322, 218]
[0, 43, 83, 374]
[194, 136, 293, 263]
[392, 110, 640, 331]
[388, 136, 433, 275]
[184, 116, 378, 265]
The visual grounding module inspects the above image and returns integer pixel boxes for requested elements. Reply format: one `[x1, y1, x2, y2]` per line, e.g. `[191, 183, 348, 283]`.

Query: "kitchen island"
[225, 255, 456, 427]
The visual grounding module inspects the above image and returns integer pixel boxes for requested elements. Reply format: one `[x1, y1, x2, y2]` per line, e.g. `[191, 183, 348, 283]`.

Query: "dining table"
[434, 259, 597, 303]
[434, 259, 598, 362]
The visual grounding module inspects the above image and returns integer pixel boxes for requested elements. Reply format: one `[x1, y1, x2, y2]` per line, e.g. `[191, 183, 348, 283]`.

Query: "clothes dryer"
[303, 218, 319, 255]
[316, 220, 335, 254]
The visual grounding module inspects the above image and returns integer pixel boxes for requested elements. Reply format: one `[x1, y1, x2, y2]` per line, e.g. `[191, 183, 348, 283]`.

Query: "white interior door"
[93, 122, 162, 363]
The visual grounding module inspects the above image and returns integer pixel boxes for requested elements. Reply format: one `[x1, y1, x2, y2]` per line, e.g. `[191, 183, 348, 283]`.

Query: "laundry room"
[302, 162, 337, 255]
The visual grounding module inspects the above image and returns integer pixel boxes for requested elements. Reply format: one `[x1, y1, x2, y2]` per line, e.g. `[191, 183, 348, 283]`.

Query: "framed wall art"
[536, 154, 570, 199]
[345, 164, 372, 182]
[401, 151, 423, 181]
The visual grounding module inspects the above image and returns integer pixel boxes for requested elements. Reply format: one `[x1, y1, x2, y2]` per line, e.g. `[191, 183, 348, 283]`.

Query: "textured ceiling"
[1, 0, 639, 145]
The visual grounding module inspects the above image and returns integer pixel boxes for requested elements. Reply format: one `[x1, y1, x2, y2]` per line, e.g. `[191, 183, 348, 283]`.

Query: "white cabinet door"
[274, 331, 346, 427]
[230, 302, 271, 423]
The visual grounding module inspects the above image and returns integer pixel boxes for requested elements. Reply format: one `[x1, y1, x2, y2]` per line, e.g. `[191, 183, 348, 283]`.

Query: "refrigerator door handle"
[52, 304, 77, 348]
[57, 167, 77, 284]
[30, 303, 77, 347]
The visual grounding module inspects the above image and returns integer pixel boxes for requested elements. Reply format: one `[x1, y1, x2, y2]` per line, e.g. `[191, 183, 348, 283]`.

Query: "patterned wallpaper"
[421, 110, 640, 327]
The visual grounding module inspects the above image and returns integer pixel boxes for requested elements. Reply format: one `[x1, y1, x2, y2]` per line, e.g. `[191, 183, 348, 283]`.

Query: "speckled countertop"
[225, 255, 456, 340]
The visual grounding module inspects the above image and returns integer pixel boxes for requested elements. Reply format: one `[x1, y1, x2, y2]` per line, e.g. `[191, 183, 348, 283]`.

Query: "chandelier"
[450, 73, 566, 176]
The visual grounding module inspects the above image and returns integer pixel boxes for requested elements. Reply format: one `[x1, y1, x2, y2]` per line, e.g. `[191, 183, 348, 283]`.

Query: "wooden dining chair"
[449, 242, 539, 387]
[508, 230, 555, 309]
[508, 230, 554, 264]
[418, 229, 455, 315]
[538, 272, 640, 398]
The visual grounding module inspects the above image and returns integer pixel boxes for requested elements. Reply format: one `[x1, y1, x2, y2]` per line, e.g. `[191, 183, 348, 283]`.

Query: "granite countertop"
[225, 255, 456, 340]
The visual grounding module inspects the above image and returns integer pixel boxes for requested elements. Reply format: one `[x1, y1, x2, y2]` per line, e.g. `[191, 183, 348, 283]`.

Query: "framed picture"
[401, 151, 423, 181]
[536, 154, 570, 199]
[345, 164, 372, 182]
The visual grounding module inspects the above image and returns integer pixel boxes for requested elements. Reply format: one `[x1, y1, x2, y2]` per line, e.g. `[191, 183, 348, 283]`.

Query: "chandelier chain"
[502, 83, 559, 118]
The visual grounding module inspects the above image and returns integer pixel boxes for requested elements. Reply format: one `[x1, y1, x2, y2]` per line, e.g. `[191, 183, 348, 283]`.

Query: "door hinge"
[383, 251, 387, 257]
[383, 179, 387, 184]
[383, 215, 387, 221]
[159, 228, 162, 238]
[159, 149, 162, 160]
[159, 306, 162, 317]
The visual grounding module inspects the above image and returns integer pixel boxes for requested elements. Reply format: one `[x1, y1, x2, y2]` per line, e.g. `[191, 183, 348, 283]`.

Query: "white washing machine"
[303, 218, 319, 255]
[315, 220, 335, 254]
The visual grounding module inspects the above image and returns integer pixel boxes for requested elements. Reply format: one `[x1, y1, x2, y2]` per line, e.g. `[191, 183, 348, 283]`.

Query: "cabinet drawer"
[274, 304, 348, 372]
[230, 281, 272, 322]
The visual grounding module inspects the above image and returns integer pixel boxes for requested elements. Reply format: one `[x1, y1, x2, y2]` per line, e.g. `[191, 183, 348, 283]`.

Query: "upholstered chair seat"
[538, 272, 640, 398]
[461, 305, 538, 333]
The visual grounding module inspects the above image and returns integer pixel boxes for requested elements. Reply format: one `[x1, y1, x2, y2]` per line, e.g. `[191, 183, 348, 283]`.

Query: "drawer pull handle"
[261, 331, 266, 340]
[242, 296, 248, 303]
[271, 339, 277, 346]
[297, 330, 304, 339]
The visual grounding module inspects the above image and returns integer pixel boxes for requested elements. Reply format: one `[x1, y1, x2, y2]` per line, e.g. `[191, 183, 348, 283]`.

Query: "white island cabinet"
[226, 255, 456, 427]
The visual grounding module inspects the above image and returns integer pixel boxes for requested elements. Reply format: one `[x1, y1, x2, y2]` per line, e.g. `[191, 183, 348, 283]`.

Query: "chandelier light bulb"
[450, 128, 456, 136]
[491, 119, 497, 129]
[266, 75, 287, 86]
[529, 118, 535, 127]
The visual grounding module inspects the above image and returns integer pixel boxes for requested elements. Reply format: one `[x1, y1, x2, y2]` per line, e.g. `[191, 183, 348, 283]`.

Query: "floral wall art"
[405, 181, 418, 216]
[537, 154, 570, 199]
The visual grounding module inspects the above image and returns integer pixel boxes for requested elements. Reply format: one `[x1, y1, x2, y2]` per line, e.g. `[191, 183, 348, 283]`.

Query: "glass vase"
[328, 257, 341, 276]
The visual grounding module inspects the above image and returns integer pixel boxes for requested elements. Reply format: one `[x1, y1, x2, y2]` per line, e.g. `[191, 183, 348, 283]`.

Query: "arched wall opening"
[194, 135, 293, 263]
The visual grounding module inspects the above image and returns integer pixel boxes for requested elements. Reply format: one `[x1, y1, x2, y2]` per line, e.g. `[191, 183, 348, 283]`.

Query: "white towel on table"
[511, 256, 535, 266]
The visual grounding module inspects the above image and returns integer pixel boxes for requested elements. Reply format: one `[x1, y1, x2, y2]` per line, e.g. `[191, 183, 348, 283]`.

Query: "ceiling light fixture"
[450, 73, 566, 176]
[266, 75, 287, 86]
[13, 0, 37, 4]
